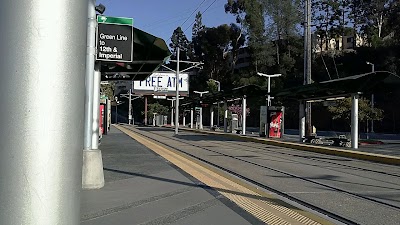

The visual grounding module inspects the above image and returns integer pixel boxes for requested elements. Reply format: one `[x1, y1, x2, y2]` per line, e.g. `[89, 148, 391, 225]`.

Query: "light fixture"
[95, 4, 106, 14]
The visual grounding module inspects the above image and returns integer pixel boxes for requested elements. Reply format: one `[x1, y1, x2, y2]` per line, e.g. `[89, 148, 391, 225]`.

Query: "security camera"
[95, 4, 106, 14]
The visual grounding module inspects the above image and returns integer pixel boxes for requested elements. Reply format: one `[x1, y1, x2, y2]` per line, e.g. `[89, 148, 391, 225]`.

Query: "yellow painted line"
[179, 127, 400, 165]
[116, 125, 336, 225]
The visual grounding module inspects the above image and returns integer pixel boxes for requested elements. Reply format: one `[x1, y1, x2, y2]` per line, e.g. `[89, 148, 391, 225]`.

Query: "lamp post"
[193, 91, 209, 129]
[257, 73, 281, 106]
[367, 61, 375, 133]
[120, 90, 141, 125]
[114, 96, 118, 124]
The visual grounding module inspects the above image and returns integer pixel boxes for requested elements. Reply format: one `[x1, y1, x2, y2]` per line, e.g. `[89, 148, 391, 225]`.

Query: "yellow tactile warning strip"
[179, 127, 400, 166]
[116, 125, 336, 225]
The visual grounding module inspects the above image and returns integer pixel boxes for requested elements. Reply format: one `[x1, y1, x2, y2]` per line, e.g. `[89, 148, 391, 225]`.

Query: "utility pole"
[367, 61, 375, 132]
[161, 50, 203, 135]
[304, 0, 312, 137]
[175, 47, 180, 135]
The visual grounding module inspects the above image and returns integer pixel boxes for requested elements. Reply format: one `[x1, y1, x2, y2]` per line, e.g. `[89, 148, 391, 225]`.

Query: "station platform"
[80, 125, 339, 225]
[80, 127, 262, 225]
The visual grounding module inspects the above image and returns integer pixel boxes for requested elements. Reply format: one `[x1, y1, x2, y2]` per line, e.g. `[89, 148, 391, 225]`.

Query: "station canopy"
[180, 85, 268, 109]
[179, 71, 400, 109]
[101, 28, 171, 81]
[273, 71, 400, 101]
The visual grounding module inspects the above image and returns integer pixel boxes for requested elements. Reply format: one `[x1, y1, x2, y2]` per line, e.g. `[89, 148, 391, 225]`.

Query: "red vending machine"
[99, 104, 105, 135]
[267, 106, 285, 138]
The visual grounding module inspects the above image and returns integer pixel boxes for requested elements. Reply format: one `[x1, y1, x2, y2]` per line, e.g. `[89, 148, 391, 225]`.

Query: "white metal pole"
[92, 64, 101, 149]
[190, 109, 194, 128]
[175, 47, 180, 134]
[200, 107, 203, 129]
[0, 0, 87, 223]
[84, 0, 96, 150]
[267, 77, 271, 106]
[183, 112, 186, 127]
[210, 107, 214, 128]
[242, 96, 247, 135]
[224, 101, 228, 133]
[128, 89, 132, 124]
[351, 94, 359, 149]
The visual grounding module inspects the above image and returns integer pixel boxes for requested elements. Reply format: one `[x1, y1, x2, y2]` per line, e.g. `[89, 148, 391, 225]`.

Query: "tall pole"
[84, 0, 96, 150]
[144, 96, 148, 125]
[183, 111, 186, 127]
[0, 0, 87, 224]
[171, 100, 175, 126]
[267, 77, 271, 106]
[128, 89, 132, 124]
[242, 96, 247, 135]
[175, 47, 180, 134]
[115, 97, 118, 124]
[190, 109, 194, 128]
[210, 107, 214, 128]
[224, 101, 228, 133]
[306, 0, 312, 136]
[351, 94, 359, 149]
[371, 64, 375, 133]
[92, 63, 101, 149]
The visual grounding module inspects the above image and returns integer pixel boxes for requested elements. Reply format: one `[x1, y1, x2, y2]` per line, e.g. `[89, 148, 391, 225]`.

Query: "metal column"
[224, 101, 228, 133]
[183, 112, 186, 127]
[210, 107, 214, 128]
[199, 107, 204, 129]
[299, 101, 306, 141]
[175, 47, 180, 134]
[82, 1, 104, 191]
[128, 89, 132, 124]
[351, 94, 359, 149]
[242, 96, 247, 135]
[92, 64, 101, 149]
[190, 109, 194, 128]
[144, 96, 148, 125]
[0, 0, 88, 224]
[84, 0, 96, 150]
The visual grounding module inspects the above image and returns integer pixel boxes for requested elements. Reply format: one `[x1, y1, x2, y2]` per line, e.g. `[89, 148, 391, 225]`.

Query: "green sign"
[97, 16, 134, 26]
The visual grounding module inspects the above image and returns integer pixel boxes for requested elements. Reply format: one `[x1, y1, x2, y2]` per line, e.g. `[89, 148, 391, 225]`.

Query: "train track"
[121, 125, 400, 224]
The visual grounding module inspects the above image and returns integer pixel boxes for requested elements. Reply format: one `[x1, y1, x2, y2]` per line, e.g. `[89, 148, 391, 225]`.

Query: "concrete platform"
[80, 128, 262, 225]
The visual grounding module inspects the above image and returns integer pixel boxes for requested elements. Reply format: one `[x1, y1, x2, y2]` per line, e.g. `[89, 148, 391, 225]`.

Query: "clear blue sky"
[97, 0, 236, 45]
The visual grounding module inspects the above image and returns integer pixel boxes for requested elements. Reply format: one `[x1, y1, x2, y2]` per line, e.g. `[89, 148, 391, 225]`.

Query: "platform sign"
[96, 16, 134, 62]
[133, 72, 189, 96]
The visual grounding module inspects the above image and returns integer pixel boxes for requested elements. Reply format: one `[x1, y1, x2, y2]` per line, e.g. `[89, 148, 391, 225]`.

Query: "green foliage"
[100, 82, 115, 100]
[206, 80, 219, 93]
[327, 97, 384, 125]
[169, 27, 191, 61]
[145, 103, 169, 120]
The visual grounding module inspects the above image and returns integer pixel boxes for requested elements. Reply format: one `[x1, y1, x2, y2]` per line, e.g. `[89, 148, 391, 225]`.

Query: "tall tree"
[262, 0, 302, 70]
[169, 27, 191, 61]
[191, 12, 206, 61]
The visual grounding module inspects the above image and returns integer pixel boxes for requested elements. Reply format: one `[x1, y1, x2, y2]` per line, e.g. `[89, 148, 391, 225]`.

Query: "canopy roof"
[178, 71, 400, 109]
[101, 28, 171, 81]
[274, 71, 400, 101]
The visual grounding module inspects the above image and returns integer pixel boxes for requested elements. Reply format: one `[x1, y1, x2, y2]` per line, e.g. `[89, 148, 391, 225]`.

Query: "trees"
[145, 103, 169, 121]
[327, 97, 383, 128]
[100, 82, 115, 100]
[169, 27, 191, 61]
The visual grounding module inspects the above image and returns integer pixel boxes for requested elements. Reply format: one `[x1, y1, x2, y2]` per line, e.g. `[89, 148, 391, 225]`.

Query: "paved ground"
[132, 126, 400, 225]
[80, 128, 262, 225]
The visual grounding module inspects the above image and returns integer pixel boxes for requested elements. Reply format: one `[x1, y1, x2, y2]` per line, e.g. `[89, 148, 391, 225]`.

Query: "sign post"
[96, 16, 134, 62]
